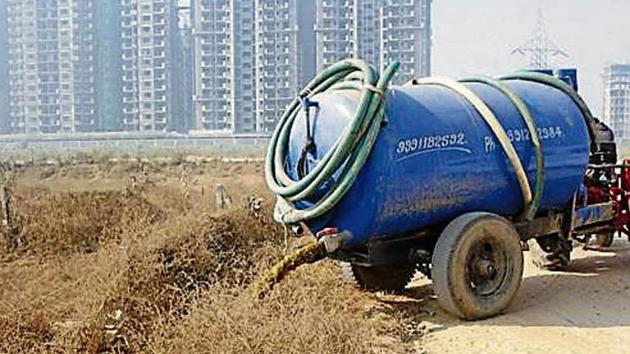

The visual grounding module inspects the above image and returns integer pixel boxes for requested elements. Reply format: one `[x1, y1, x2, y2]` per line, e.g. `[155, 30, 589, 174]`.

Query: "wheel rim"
[465, 233, 509, 297]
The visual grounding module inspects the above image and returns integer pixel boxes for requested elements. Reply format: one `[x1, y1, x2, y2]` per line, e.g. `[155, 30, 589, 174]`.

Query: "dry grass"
[155, 262, 406, 354]
[0, 160, 415, 354]
[2, 190, 162, 258]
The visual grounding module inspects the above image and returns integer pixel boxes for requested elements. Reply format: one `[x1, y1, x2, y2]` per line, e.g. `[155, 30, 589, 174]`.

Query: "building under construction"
[603, 64, 630, 140]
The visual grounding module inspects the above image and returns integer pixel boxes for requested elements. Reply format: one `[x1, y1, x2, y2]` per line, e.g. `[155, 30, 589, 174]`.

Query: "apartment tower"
[254, 0, 316, 133]
[170, 1, 194, 132]
[6, 0, 98, 133]
[193, 0, 256, 133]
[121, 0, 178, 131]
[193, 0, 315, 134]
[315, 0, 432, 83]
[0, 0, 8, 133]
[95, 1, 124, 131]
[603, 64, 630, 140]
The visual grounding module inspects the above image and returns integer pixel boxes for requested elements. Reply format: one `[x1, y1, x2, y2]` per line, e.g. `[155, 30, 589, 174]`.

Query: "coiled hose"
[265, 59, 400, 225]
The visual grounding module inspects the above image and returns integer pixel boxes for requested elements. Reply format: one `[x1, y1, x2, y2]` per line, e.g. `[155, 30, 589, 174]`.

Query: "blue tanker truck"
[265, 59, 629, 320]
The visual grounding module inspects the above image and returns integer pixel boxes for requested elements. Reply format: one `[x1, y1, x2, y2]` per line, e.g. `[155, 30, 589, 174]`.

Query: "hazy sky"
[432, 0, 630, 115]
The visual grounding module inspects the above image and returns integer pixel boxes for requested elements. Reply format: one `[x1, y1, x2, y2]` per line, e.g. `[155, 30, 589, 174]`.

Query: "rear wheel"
[590, 232, 614, 248]
[432, 212, 524, 320]
[339, 262, 416, 292]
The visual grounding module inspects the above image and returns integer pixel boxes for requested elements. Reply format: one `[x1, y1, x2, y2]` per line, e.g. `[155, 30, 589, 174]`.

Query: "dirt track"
[401, 240, 630, 354]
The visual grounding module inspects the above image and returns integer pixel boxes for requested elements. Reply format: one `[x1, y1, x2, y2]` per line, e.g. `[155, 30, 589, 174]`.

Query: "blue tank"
[286, 77, 591, 246]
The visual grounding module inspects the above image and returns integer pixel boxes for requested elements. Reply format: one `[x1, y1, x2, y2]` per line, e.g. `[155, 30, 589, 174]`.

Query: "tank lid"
[556, 68, 579, 92]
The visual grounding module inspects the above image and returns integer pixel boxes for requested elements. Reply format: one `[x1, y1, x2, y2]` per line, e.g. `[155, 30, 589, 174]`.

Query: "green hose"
[499, 71, 597, 145]
[265, 59, 400, 224]
[459, 76, 545, 221]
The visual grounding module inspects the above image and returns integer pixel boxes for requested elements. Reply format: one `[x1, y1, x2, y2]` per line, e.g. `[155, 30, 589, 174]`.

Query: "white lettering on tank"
[394, 125, 565, 161]
[396, 133, 467, 155]
[483, 125, 564, 153]
[485, 136, 496, 153]
[395, 132, 472, 162]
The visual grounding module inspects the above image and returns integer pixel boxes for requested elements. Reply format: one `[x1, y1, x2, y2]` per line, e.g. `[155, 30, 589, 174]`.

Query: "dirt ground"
[2, 157, 630, 353]
[404, 242, 630, 354]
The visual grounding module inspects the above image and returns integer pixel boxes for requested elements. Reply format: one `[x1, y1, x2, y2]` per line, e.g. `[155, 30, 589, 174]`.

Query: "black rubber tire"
[528, 235, 571, 270]
[591, 232, 614, 248]
[432, 212, 524, 320]
[339, 262, 416, 292]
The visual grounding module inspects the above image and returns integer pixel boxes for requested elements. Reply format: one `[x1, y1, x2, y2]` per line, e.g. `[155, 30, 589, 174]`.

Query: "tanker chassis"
[265, 59, 629, 320]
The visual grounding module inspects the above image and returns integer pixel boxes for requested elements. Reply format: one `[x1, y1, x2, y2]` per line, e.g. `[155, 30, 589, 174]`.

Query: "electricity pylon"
[510, 9, 568, 69]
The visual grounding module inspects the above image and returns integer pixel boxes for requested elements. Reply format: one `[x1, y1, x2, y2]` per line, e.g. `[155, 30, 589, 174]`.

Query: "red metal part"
[585, 159, 630, 236]
[316, 227, 340, 239]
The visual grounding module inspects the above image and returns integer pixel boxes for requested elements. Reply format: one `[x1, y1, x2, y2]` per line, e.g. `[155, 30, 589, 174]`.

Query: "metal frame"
[333, 200, 617, 267]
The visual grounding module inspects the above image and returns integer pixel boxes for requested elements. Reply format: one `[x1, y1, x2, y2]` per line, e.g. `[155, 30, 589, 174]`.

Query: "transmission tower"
[510, 9, 568, 69]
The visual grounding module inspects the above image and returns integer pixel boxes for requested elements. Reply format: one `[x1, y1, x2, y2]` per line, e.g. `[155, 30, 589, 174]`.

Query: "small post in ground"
[215, 184, 231, 210]
[1, 185, 16, 250]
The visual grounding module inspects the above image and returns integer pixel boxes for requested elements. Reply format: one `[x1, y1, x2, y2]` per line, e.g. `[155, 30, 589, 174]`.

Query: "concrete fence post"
[215, 184, 231, 209]
[1, 185, 10, 230]
[1, 185, 17, 251]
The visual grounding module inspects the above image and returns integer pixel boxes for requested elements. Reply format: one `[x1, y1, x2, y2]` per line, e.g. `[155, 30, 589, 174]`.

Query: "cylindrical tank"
[286, 78, 591, 246]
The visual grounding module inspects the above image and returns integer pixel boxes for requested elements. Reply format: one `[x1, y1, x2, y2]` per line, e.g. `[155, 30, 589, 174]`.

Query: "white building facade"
[603, 64, 630, 140]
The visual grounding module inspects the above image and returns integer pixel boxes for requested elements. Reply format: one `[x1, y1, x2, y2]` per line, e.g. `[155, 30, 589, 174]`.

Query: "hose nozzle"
[316, 227, 352, 254]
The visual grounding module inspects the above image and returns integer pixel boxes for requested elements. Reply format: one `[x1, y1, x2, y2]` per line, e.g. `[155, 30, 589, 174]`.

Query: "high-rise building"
[3, 0, 127, 134]
[6, 0, 98, 133]
[193, 0, 256, 133]
[315, 0, 432, 84]
[603, 64, 630, 140]
[170, 1, 194, 132]
[315, 0, 353, 72]
[95, 0, 124, 131]
[231, 0, 257, 133]
[7, 0, 39, 134]
[0, 0, 9, 133]
[380, 0, 432, 83]
[192, 0, 315, 134]
[121, 0, 178, 131]
[71, 0, 98, 132]
[354, 0, 381, 67]
[2, 0, 432, 136]
[255, 0, 316, 133]
[298, 1, 317, 88]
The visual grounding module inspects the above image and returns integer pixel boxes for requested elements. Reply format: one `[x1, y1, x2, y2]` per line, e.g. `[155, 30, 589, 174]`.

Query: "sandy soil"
[399, 240, 630, 354]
